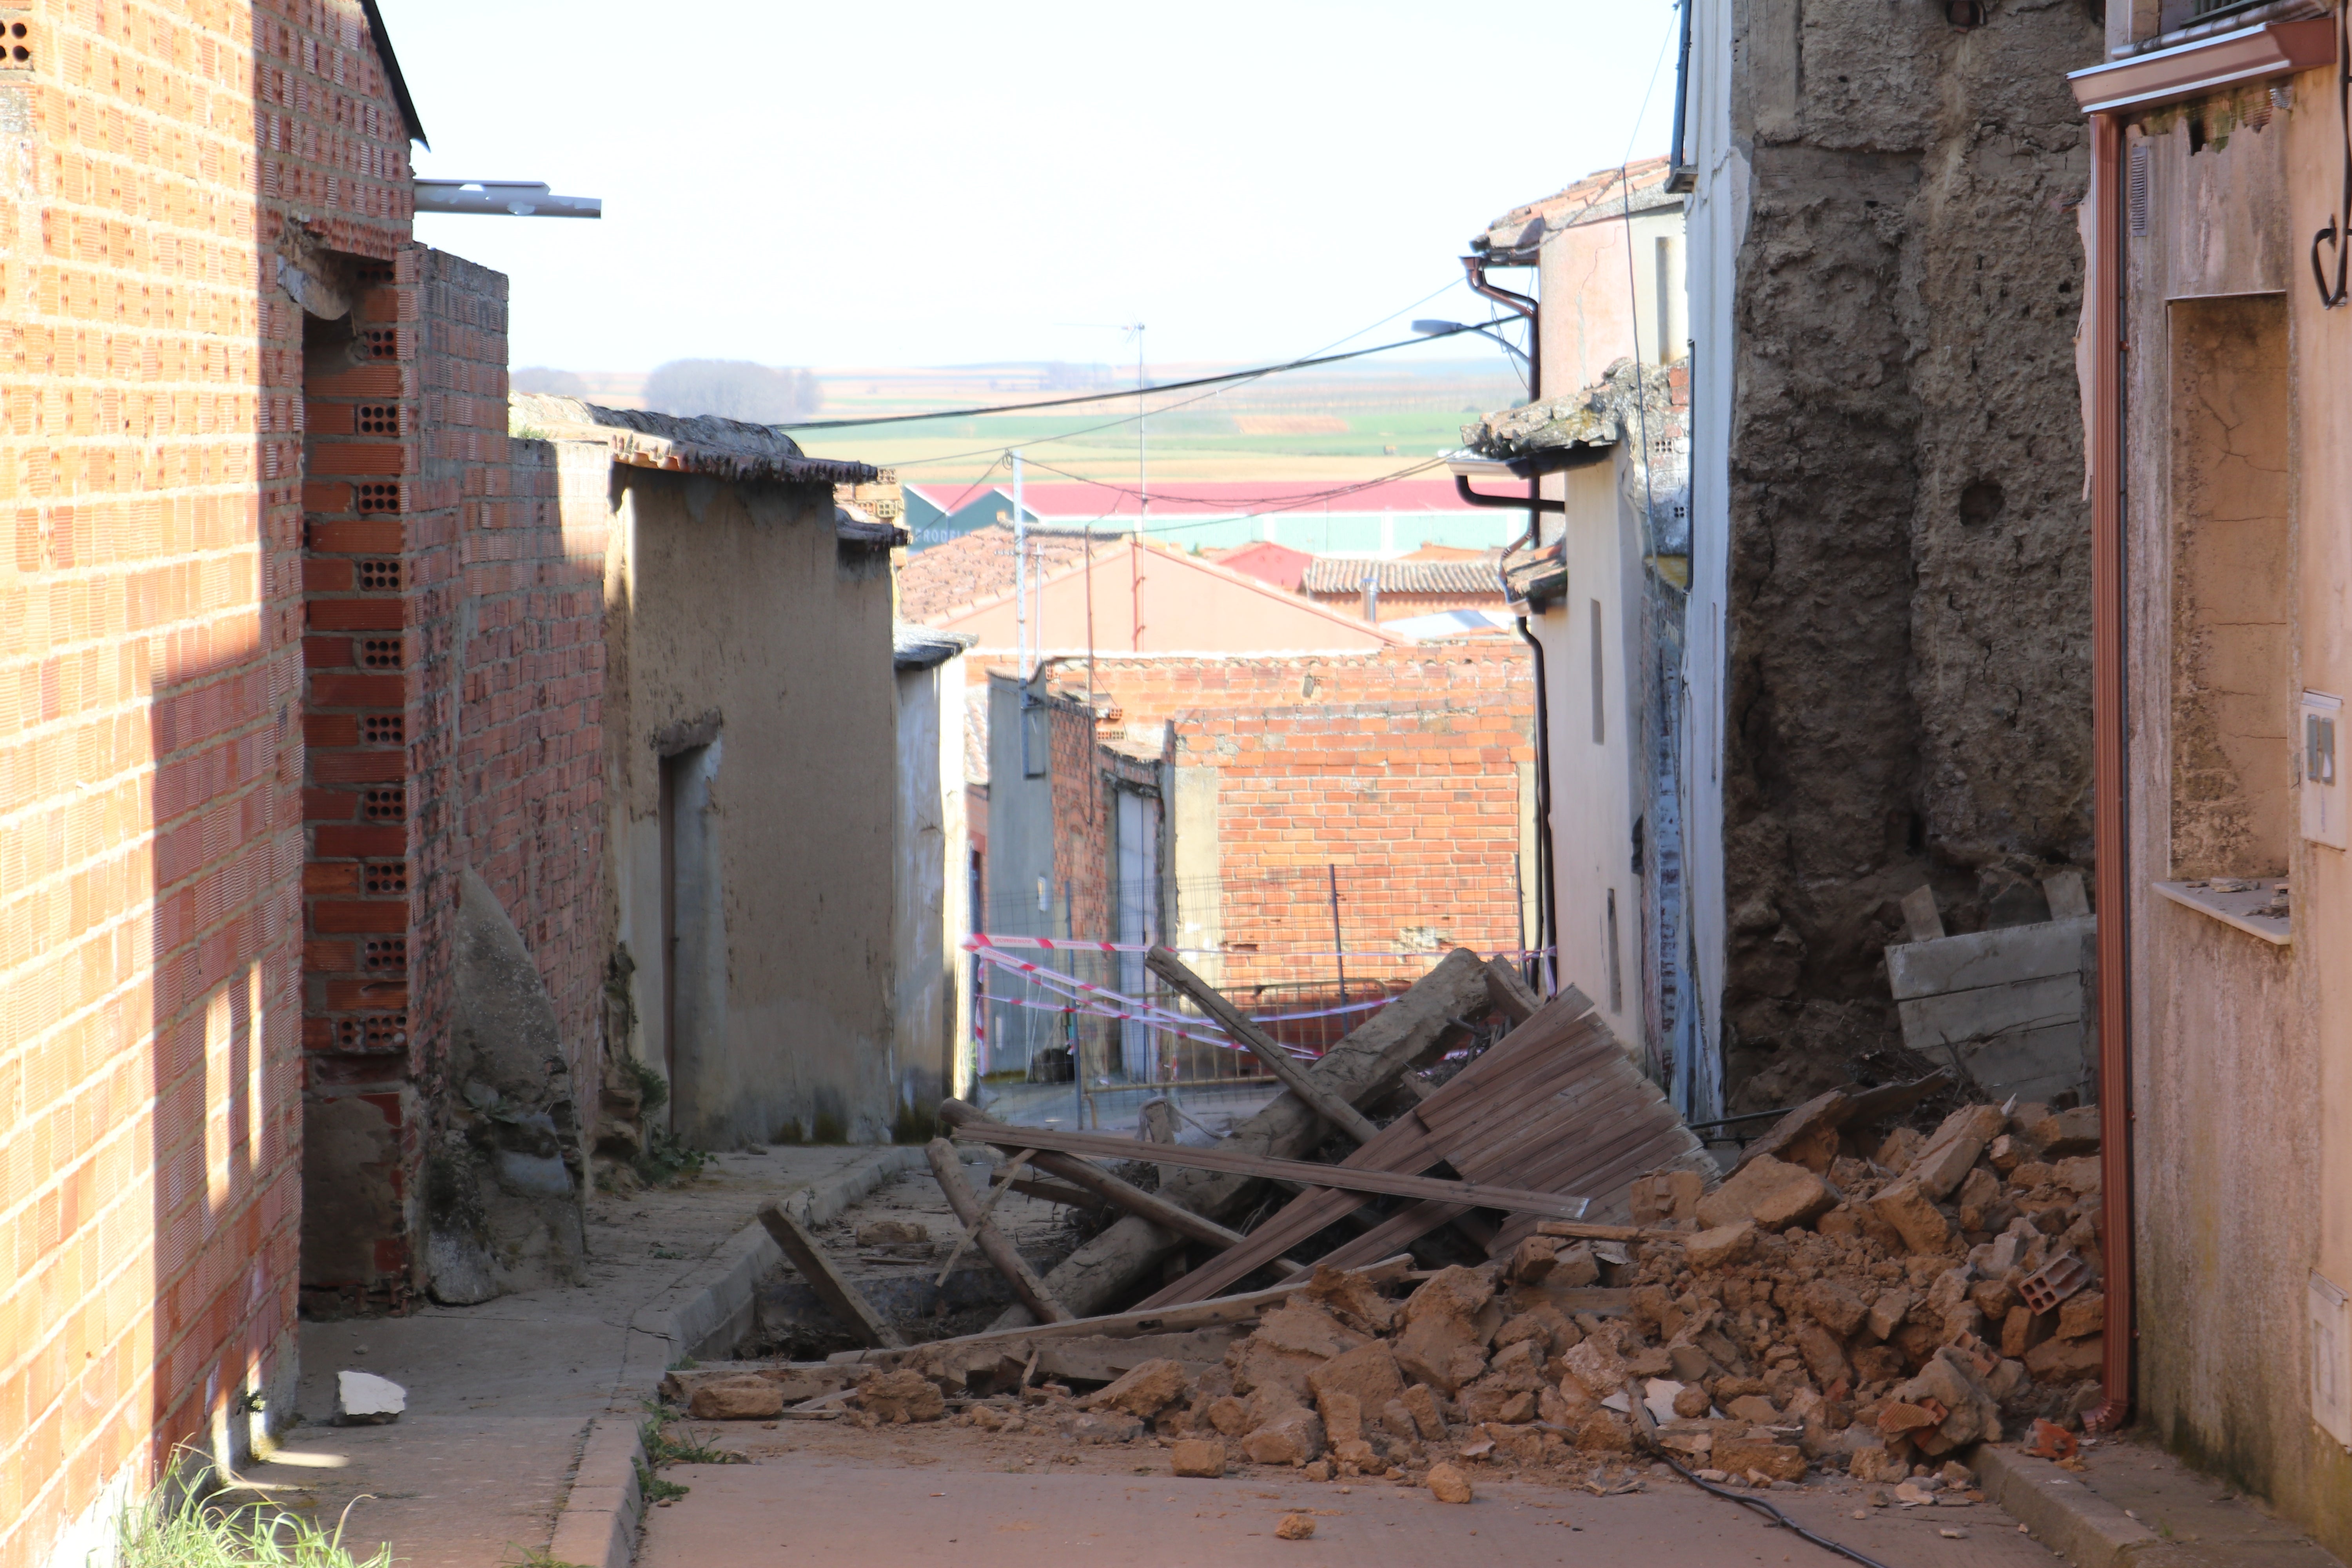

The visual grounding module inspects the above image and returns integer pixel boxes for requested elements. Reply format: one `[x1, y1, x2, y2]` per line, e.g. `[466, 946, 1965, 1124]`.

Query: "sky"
[382, 1, 1684, 374]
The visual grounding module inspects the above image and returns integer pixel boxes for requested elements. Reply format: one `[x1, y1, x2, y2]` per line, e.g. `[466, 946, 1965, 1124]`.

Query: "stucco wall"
[892, 654, 969, 1122]
[601, 468, 898, 1147]
[2120, 79, 2352, 1555]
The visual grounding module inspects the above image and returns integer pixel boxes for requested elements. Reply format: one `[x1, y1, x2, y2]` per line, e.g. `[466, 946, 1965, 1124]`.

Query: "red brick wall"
[1, 2, 414, 1564]
[1044, 650, 1534, 1030]
[299, 246, 608, 1307]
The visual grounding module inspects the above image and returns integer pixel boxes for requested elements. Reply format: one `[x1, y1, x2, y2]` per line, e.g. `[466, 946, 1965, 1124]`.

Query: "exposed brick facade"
[1, 3, 418, 1563]
[3, 5, 611, 1561]
[1005, 650, 1534, 1074]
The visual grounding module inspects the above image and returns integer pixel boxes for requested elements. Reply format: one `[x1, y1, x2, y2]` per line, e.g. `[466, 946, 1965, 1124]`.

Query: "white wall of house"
[895, 650, 972, 1115]
[1533, 459, 1647, 1049]
[1677, 0, 1744, 1122]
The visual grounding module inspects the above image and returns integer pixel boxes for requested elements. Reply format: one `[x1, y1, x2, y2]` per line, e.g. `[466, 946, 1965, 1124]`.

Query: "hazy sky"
[383, 2, 1682, 372]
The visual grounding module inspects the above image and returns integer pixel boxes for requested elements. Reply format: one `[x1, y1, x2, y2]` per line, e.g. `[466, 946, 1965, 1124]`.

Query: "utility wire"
[777, 322, 1500, 431]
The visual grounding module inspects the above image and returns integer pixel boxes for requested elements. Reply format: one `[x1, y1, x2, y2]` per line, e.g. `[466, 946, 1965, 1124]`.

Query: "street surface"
[639, 1417, 2067, 1568]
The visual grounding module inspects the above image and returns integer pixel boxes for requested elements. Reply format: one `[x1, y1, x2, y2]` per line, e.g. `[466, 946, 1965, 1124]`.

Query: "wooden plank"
[925, 1139, 1071, 1324]
[951, 1122, 1592, 1220]
[756, 1200, 904, 1350]
[1130, 987, 1615, 1308]
[1006, 1177, 1108, 1209]
[1145, 946, 1379, 1144]
[824, 1254, 1415, 1370]
[937, 1098, 1298, 1262]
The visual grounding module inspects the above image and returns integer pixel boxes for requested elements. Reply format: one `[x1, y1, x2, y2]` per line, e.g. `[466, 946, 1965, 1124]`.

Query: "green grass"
[117, 1487, 391, 1568]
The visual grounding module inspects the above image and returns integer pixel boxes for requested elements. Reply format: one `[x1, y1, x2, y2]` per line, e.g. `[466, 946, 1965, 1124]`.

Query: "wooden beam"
[937, 1097, 1302, 1263]
[949, 1120, 1593, 1220]
[826, 1255, 1415, 1369]
[1483, 955, 1544, 1025]
[925, 1139, 1071, 1324]
[756, 1200, 903, 1349]
[1005, 1176, 1107, 1210]
[1145, 945, 1380, 1145]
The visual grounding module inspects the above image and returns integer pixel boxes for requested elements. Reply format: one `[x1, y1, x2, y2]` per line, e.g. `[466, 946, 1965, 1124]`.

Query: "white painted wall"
[1533, 460, 1646, 1049]
[1677, 0, 1745, 1123]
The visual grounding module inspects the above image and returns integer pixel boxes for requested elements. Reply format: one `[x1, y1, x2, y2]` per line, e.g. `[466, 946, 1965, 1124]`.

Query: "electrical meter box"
[2302, 691, 2345, 849]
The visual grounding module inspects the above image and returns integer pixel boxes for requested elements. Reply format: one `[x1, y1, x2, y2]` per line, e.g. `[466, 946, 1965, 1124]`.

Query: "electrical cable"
[777, 322, 1503, 431]
[1644, 1448, 1902, 1568]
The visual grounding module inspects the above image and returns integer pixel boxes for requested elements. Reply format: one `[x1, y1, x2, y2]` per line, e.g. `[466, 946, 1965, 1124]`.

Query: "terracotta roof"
[893, 624, 973, 671]
[1475, 157, 1679, 263]
[511, 394, 877, 487]
[896, 524, 1120, 625]
[1299, 555, 1505, 597]
[1214, 541, 1315, 591]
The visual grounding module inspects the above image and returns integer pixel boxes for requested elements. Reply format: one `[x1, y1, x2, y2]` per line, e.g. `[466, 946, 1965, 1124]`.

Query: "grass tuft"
[117, 1486, 391, 1568]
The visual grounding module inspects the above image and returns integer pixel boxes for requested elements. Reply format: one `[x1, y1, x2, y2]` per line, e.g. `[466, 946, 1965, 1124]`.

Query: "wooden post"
[926, 1138, 1072, 1324]
[1145, 945, 1380, 1145]
[757, 1201, 903, 1350]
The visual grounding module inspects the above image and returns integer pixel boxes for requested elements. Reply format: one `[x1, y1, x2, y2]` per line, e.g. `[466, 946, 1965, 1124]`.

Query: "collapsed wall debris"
[668, 954, 2103, 1500]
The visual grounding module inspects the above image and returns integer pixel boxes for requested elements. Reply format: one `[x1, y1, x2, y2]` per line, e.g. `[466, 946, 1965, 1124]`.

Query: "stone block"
[1240, 1406, 1326, 1465]
[2025, 1333, 2104, 1383]
[1867, 1287, 1911, 1340]
[2056, 1290, 2104, 1341]
[1805, 1278, 1869, 1338]
[1170, 1438, 1226, 1477]
[1905, 1105, 2006, 1200]
[1716, 1437, 1806, 1482]
[1869, 1180, 1954, 1254]
[1687, 1220, 1759, 1270]
[1427, 1462, 1474, 1503]
[1081, 1357, 1193, 1419]
[688, 1376, 782, 1420]
[1695, 1157, 1835, 1232]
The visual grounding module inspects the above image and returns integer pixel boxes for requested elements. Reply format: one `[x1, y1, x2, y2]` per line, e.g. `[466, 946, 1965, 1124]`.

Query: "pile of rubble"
[664, 944, 2111, 1499]
[855, 1096, 2098, 1488]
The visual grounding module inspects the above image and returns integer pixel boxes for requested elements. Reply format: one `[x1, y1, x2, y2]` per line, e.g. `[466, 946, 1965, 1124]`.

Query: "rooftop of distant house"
[1475, 156, 1680, 263]
[904, 475, 1492, 526]
[1300, 552, 1505, 597]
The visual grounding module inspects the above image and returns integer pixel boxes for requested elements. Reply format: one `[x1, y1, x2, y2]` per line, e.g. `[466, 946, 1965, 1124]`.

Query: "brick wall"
[1027, 649, 1534, 1060]
[0, 2, 415, 1564]
[299, 246, 608, 1308]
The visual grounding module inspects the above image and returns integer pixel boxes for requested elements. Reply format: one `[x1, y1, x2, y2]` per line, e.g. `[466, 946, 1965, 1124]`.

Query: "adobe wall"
[1718, 0, 2103, 1106]
[603, 470, 897, 1148]
[0, 3, 414, 1563]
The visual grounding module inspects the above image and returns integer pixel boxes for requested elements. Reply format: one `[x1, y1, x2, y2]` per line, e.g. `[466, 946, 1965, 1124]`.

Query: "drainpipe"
[2083, 109, 2135, 1435]
[1465, 255, 1540, 406]
[1511, 477, 1558, 997]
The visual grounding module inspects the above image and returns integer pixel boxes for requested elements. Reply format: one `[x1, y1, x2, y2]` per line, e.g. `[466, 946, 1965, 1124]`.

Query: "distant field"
[529, 358, 1524, 487]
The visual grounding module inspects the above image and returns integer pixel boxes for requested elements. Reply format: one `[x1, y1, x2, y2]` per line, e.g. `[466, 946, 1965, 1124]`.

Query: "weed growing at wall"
[117, 1489, 391, 1568]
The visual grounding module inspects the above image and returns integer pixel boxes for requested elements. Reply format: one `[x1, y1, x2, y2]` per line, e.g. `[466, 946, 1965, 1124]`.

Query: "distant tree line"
[511, 361, 827, 423]
[643, 360, 825, 423]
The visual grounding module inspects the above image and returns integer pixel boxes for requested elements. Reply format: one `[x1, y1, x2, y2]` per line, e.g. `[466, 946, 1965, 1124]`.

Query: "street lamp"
[1412, 318, 1531, 381]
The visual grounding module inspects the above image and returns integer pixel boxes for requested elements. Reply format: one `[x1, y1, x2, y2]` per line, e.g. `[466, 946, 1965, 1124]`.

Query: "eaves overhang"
[2068, 16, 2334, 114]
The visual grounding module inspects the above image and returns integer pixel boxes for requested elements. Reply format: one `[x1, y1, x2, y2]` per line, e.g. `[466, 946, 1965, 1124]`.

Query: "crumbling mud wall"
[1722, 0, 2103, 1106]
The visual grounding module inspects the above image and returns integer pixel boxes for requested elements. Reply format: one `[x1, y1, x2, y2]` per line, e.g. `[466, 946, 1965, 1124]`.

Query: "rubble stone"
[1171, 1438, 1227, 1478]
[2051, 1156, 2103, 1194]
[1805, 1278, 1870, 1338]
[1204, 1394, 1250, 1435]
[1631, 1169, 1708, 1222]
[1550, 1241, 1601, 1287]
[1574, 1410, 1633, 1451]
[1505, 1236, 1561, 1284]
[1687, 1221, 1759, 1270]
[1869, 1180, 1954, 1254]
[1240, 1406, 1327, 1466]
[853, 1219, 927, 1246]
[1308, 1340, 1406, 1414]
[1082, 1358, 1193, 1419]
[1716, 1437, 1806, 1482]
[689, 1376, 785, 1421]
[1793, 1321, 1852, 1388]
[1401, 1384, 1448, 1441]
[1737, 1089, 1852, 1174]
[1876, 1127, 1927, 1169]
[1696, 1156, 1836, 1232]
[1316, 1388, 1363, 1443]
[1393, 1266, 1495, 1394]
[2025, 1333, 2104, 1383]
[1867, 1287, 1911, 1340]
[857, 1368, 946, 1423]
[1254, 1299, 1372, 1361]
[2031, 1107, 2102, 1156]
[1062, 1410, 1145, 1443]
[2056, 1291, 2104, 1341]
[1905, 1105, 2005, 1199]
[1561, 1334, 1632, 1398]
[1428, 1463, 1475, 1503]
[1275, 1513, 1316, 1540]
[1725, 1394, 1781, 1423]
[1305, 1263, 1400, 1333]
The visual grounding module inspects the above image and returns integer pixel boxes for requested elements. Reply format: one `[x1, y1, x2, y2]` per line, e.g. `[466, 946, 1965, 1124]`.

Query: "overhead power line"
[777, 321, 1502, 432]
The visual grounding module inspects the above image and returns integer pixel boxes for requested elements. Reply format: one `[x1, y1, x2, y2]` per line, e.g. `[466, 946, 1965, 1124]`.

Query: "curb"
[637, 1145, 989, 1362]
[1977, 1445, 2165, 1568]
[546, 1416, 647, 1568]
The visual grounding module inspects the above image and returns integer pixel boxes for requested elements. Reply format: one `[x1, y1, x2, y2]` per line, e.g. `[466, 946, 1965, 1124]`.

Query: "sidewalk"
[234, 1144, 926, 1568]
[1981, 1435, 2345, 1568]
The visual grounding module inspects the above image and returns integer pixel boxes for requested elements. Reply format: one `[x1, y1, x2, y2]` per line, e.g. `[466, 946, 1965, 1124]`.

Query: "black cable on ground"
[1646, 1448, 1902, 1568]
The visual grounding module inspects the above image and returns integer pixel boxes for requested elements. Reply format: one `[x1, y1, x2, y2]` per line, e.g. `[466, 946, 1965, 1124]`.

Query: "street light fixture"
[1412, 318, 1531, 378]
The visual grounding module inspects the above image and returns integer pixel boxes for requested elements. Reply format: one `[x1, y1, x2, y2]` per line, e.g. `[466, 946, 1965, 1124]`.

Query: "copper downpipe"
[2085, 109, 2136, 1434]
